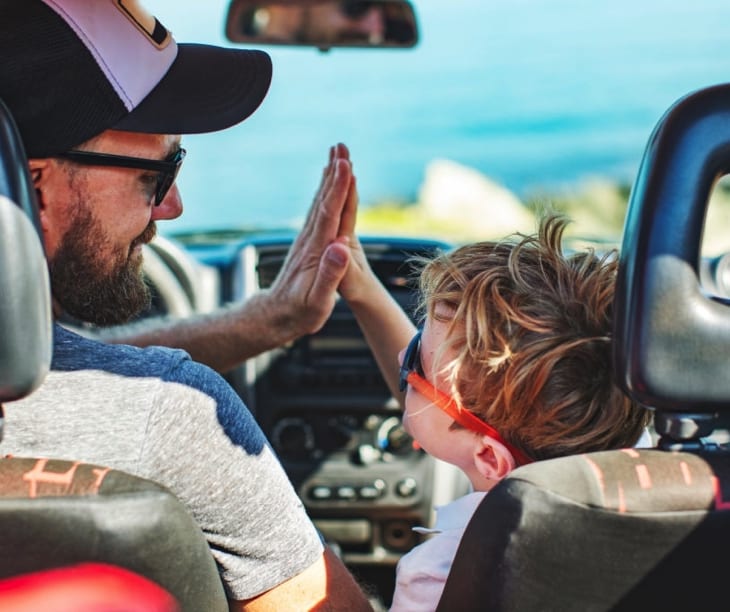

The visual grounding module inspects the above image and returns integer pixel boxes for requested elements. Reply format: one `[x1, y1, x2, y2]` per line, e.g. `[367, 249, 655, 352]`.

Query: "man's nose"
[152, 183, 183, 220]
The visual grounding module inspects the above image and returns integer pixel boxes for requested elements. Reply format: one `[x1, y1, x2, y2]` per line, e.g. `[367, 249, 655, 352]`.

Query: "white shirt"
[390, 491, 487, 611]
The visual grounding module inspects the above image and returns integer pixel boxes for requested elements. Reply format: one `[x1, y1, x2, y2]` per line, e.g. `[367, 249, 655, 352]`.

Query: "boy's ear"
[473, 437, 516, 481]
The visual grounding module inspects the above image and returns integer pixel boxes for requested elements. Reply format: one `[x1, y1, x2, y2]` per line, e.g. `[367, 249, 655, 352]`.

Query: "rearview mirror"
[224, 0, 419, 50]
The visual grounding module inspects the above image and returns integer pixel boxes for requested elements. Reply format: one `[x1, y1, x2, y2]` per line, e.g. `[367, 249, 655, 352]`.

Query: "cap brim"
[114, 44, 272, 135]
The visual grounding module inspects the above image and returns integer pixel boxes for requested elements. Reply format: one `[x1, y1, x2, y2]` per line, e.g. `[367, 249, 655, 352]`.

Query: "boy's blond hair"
[416, 213, 651, 461]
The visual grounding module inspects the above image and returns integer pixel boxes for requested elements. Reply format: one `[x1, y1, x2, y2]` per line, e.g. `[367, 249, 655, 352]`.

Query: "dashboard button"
[358, 479, 386, 500]
[309, 486, 333, 500]
[358, 486, 382, 500]
[336, 486, 357, 500]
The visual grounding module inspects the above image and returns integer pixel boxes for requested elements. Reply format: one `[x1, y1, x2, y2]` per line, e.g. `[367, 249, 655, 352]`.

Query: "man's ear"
[27, 158, 61, 255]
[28, 159, 48, 209]
[473, 437, 516, 481]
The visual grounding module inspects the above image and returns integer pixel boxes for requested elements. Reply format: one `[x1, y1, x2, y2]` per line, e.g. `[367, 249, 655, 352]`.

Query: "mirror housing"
[225, 0, 418, 50]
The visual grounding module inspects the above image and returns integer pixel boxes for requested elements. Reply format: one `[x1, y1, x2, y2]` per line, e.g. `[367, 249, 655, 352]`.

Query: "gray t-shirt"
[3, 323, 323, 600]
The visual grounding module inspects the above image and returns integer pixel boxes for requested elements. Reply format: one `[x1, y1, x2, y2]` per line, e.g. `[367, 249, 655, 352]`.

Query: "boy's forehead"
[421, 317, 453, 367]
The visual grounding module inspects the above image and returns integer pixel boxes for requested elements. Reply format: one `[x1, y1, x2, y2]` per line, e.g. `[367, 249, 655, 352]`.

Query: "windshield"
[147, 0, 730, 246]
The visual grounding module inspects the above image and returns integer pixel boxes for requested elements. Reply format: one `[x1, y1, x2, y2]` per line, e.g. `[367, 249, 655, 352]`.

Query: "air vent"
[254, 239, 449, 290]
[256, 248, 289, 289]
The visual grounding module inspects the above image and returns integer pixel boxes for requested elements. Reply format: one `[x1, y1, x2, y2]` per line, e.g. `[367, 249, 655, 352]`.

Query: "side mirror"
[225, 0, 419, 51]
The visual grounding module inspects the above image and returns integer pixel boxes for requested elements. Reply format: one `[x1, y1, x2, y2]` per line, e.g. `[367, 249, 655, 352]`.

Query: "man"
[0, 1, 369, 610]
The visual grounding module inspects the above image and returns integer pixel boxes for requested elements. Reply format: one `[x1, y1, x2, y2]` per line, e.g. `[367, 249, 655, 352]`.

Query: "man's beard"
[49, 204, 156, 326]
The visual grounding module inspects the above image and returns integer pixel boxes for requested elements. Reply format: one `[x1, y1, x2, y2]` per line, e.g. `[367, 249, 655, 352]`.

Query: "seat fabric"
[437, 449, 730, 611]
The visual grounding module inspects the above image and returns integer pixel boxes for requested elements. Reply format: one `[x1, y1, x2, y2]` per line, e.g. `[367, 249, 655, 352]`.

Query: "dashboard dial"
[271, 417, 315, 457]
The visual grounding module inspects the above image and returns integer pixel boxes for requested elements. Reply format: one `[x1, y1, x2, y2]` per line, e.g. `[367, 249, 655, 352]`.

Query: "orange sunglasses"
[399, 329, 533, 466]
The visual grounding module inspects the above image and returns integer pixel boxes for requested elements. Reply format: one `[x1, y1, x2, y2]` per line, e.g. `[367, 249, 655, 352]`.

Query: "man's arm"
[100, 143, 356, 373]
[235, 547, 373, 611]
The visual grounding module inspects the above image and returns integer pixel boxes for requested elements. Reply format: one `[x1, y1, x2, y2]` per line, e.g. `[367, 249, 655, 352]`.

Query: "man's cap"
[0, 0, 273, 157]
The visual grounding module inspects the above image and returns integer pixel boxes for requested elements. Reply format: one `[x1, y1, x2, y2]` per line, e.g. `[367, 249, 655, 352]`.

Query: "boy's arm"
[339, 238, 414, 403]
[336, 179, 415, 403]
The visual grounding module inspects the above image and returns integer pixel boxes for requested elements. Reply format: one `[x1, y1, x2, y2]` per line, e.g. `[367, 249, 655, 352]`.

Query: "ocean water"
[147, 0, 730, 234]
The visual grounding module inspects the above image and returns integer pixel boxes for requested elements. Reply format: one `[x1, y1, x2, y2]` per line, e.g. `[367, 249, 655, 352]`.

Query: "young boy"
[338, 212, 653, 611]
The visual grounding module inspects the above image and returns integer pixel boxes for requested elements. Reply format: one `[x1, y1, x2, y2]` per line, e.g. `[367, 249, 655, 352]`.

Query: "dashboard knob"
[271, 417, 315, 457]
[395, 477, 418, 498]
[376, 416, 413, 455]
[354, 443, 382, 466]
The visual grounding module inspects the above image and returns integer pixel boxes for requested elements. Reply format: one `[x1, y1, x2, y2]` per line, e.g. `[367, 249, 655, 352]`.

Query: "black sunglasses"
[56, 147, 186, 206]
[399, 328, 425, 392]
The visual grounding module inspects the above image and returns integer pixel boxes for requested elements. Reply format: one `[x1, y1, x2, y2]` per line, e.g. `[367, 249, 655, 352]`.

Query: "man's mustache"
[133, 222, 157, 249]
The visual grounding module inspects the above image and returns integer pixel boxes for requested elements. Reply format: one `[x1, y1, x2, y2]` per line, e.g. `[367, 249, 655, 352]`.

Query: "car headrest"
[614, 83, 730, 425]
[0, 98, 52, 406]
[0, 457, 228, 611]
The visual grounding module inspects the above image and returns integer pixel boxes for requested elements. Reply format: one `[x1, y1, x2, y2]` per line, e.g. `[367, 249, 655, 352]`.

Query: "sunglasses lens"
[154, 149, 185, 206]
[399, 331, 421, 392]
[155, 172, 177, 206]
[398, 363, 408, 392]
